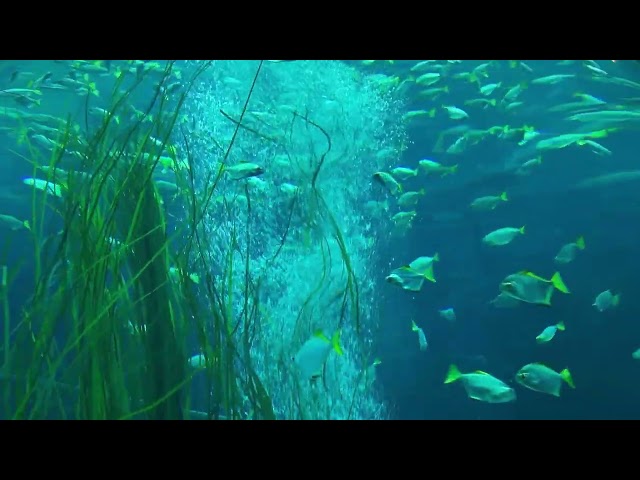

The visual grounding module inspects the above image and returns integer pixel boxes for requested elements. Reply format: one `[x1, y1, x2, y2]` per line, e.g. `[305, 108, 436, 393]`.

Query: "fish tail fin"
[612, 293, 621, 307]
[432, 252, 440, 262]
[556, 321, 566, 331]
[331, 330, 344, 356]
[519, 225, 526, 234]
[590, 129, 609, 139]
[23, 220, 31, 231]
[551, 272, 570, 294]
[500, 191, 508, 201]
[560, 368, 575, 388]
[423, 264, 436, 283]
[411, 320, 419, 332]
[444, 364, 462, 384]
[575, 236, 586, 250]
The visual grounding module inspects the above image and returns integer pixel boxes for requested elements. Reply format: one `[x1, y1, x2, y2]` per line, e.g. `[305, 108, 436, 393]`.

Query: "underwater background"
[0, 59, 638, 419]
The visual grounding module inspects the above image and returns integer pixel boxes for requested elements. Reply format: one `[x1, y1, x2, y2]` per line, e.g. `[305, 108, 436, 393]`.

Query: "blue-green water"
[1, 60, 638, 419]
[372, 60, 640, 419]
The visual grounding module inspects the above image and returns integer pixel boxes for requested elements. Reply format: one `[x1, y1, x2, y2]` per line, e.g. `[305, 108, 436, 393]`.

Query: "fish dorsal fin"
[474, 370, 490, 375]
[521, 271, 547, 282]
[313, 330, 329, 342]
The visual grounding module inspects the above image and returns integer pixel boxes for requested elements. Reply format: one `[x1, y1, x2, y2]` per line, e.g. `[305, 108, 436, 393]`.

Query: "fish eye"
[518, 372, 528, 379]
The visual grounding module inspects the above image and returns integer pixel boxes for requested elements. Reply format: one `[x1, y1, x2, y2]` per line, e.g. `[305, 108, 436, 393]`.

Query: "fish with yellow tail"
[515, 363, 574, 397]
[293, 330, 343, 381]
[411, 321, 428, 351]
[554, 235, 585, 264]
[444, 364, 516, 403]
[499, 271, 569, 307]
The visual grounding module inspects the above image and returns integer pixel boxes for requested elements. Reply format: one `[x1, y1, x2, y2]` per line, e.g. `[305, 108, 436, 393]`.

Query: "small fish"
[536, 321, 565, 344]
[397, 189, 425, 208]
[410, 60, 437, 72]
[444, 365, 516, 403]
[531, 74, 575, 85]
[402, 109, 436, 122]
[0, 214, 30, 231]
[127, 321, 147, 335]
[439, 307, 456, 322]
[482, 226, 525, 246]
[89, 107, 120, 124]
[470, 192, 508, 211]
[577, 139, 612, 156]
[391, 211, 417, 228]
[390, 167, 418, 180]
[465, 98, 497, 109]
[280, 183, 299, 195]
[593, 289, 621, 312]
[224, 163, 264, 180]
[71, 61, 110, 75]
[445, 136, 468, 154]
[415, 72, 441, 86]
[411, 321, 428, 351]
[417, 86, 449, 99]
[535, 130, 609, 151]
[373, 171, 402, 195]
[154, 180, 179, 194]
[168, 266, 199, 284]
[516, 156, 543, 176]
[30, 134, 60, 150]
[363, 358, 382, 388]
[480, 82, 501, 96]
[499, 271, 570, 307]
[188, 353, 216, 369]
[503, 83, 526, 102]
[293, 330, 343, 381]
[23, 178, 64, 197]
[386, 254, 439, 291]
[554, 236, 585, 264]
[567, 110, 640, 123]
[443, 105, 469, 120]
[418, 159, 458, 176]
[518, 127, 540, 146]
[0, 88, 42, 97]
[515, 363, 574, 397]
